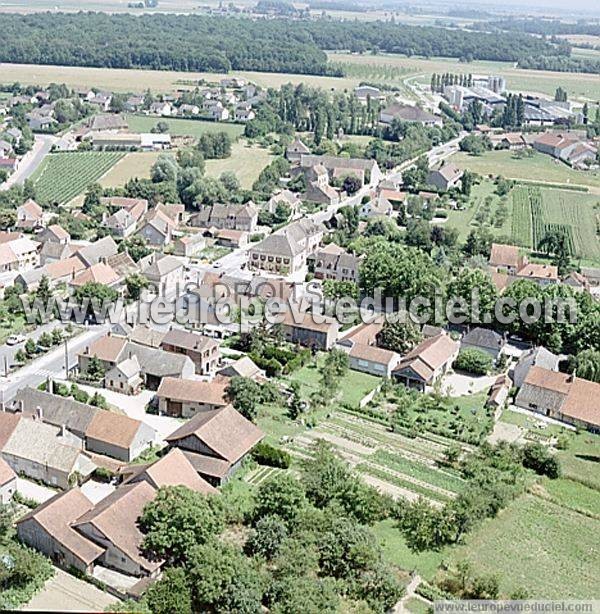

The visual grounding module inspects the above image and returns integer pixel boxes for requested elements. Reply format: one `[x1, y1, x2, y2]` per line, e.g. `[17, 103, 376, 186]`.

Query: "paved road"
[0, 323, 110, 404]
[1, 134, 57, 190]
[0, 321, 71, 376]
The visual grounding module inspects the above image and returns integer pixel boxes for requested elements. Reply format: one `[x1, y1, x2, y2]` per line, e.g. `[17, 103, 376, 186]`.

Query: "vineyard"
[32, 152, 125, 205]
[510, 185, 600, 263]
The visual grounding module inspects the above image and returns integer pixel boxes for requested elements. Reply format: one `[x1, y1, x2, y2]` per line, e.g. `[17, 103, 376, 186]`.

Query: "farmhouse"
[513, 346, 560, 389]
[73, 481, 162, 577]
[120, 448, 217, 494]
[17, 489, 104, 574]
[190, 202, 258, 232]
[156, 376, 229, 418]
[515, 263, 559, 286]
[280, 310, 340, 350]
[165, 404, 263, 486]
[0, 413, 96, 489]
[426, 163, 463, 192]
[338, 321, 400, 377]
[393, 333, 459, 392]
[159, 328, 221, 375]
[311, 243, 363, 284]
[298, 154, 382, 188]
[489, 243, 525, 274]
[515, 367, 600, 432]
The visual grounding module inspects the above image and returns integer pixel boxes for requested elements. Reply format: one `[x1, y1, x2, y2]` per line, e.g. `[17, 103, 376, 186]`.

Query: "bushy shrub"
[252, 442, 292, 469]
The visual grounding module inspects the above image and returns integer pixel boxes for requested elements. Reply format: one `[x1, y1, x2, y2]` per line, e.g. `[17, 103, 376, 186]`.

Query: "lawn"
[539, 477, 600, 518]
[372, 519, 447, 581]
[557, 432, 600, 492]
[285, 355, 381, 409]
[100, 151, 161, 187]
[448, 494, 600, 598]
[125, 114, 245, 139]
[451, 150, 600, 191]
[31, 151, 125, 204]
[444, 178, 513, 243]
[205, 141, 274, 189]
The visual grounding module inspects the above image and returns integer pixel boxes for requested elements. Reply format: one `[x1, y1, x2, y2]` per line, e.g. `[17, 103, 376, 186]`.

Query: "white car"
[6, 334, 26, 345]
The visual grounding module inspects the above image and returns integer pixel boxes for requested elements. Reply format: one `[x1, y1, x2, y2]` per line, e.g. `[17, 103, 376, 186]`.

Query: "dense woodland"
[0, 12, 563, 75]
[480, 18, 600, 37]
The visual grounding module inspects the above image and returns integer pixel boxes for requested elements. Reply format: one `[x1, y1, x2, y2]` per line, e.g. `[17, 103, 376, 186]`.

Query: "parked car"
[6, 334, 26, 345]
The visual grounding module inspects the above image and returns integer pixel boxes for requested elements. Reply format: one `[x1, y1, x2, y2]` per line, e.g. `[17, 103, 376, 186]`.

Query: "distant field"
[509, 185, 600, 263]
[32, 151, 124, 204]
[451, 150, 600, 191]
[329, 52, 600, 101]
[125, 115, 245, 139]
[100, 151, 161, 188]
[0, 63, 358, 94]
[449, 494, 600, 599]
[205, 141, 273, 189]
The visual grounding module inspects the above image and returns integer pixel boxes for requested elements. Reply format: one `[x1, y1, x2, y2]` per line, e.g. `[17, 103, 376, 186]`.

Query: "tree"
[245, 515, 288, 560]
[253, 474, 307, 527]
[144, 568, 192, 614]
[447, 268, 498, 324]
[454, 348, 493, 375]
[0, 209, 16, 230]
[24, 338, 37, 357]
[176, 147, 205, 171]
[342, 174, 361, 195]
[225, 376, 262, 421]
[86, 355, 105, 381]
[140, 486, 223, 566]
[82, 183, 103, 215]
[125, 273, 149, 300]
[151, 154, 178, 183]
[405, 219, 433, 252]
[521, 443, 561, 479]
[186, 540, 264, 614]
[119, 235, 151, 262]
[376, 318, 422, 353]
[570, 349, 600, 383]
[197, 132, 232, 159]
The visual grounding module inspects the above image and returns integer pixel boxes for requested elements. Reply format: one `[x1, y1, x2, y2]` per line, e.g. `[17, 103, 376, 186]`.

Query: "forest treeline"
[0, 12, 563, 76]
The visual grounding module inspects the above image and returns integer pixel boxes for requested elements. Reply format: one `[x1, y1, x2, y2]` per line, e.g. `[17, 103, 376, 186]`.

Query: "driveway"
[441, 372, 498, 396]
[22, 567, 118, 612]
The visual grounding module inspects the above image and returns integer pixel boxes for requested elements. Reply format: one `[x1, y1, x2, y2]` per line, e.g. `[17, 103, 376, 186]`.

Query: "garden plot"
[283, 410, 466, 505]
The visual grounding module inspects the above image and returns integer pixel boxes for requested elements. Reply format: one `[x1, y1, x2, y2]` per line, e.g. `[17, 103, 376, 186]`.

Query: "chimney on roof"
[35, 405, 43, 421]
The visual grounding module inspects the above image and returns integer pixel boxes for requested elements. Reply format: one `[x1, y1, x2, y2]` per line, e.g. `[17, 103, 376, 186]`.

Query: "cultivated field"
[125, 115, 245, 139]
[510, 186, 600, 263]
[0, 63, 358, 94]
[283, 408, 467, 506]
[32, 151, 125, 204]
[329, 52, 600, 101]
[451, 150, 600, 191]
[100, 151, 161, 188]
[205, 141, 274, 189]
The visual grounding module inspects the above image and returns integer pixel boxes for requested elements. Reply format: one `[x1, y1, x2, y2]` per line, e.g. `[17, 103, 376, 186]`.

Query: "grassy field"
[0, 63, 358, 94]
[125, 115, 245, 139]
[445, 178, 513, 242]
[205, 141, 273, 189]
[451, 150, 600, 191]
[32, 151, 125, 204]
[329, 52, 600, 102]
[285, 355, 380, 408]
[100, 151, 161, 187]
[448, 494, 600, 598]
[509, 185, 600, 263]
[540, 478, 600, 518]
